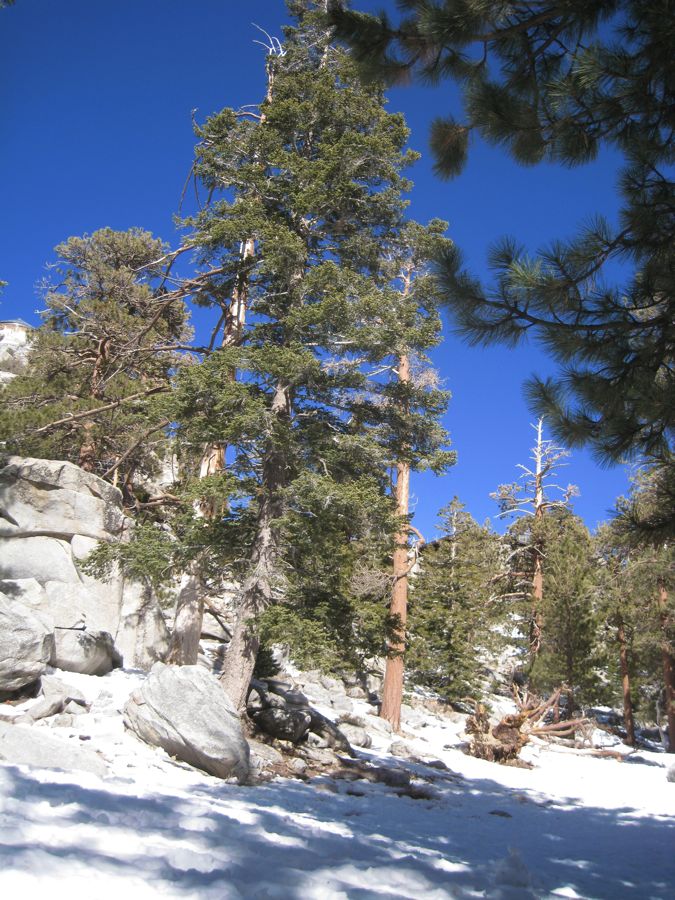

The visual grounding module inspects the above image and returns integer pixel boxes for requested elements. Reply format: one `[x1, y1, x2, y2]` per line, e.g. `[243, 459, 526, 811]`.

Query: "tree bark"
[167, 572, 204, 665]
[657, 582, 675, 752]
[617, 618, 635, 746]
[530, 418, 545, 658]
[380, 351, 411, 733]
[219, 381, 290, 711]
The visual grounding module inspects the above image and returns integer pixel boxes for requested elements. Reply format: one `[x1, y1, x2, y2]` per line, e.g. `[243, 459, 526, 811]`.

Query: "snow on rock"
[0, 665, 673, 899]
[0, 720, 107, 777]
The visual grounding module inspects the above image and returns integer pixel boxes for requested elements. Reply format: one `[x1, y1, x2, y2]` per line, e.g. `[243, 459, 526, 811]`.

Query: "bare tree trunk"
[530, 418, 545, 658]
[657, 582, 675, 752]
[617, 618, 635, 745]
[380, 351, 411, 733]
[219, 382, 290, 710]
[167, 572, 204, 665]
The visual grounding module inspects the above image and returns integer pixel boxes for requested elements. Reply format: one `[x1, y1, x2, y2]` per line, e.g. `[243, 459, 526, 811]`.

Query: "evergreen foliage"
[330, 0, 675, 534]
[0, 228, 189, 498]
[408, 499, 501, 701]
[164, 0, 453, 701]
[527, 512, 603, 708]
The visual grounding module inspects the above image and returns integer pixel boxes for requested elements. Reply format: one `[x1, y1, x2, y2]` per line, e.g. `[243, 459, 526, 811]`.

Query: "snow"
[1, 668, 673, 899]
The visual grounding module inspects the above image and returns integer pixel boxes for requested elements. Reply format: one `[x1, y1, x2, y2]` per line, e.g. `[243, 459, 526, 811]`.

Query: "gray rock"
[252, 707, 312, 743]
[115, 580, 170, 670]
[306, 708, 353, 754]
[288, 757, 307, 775]
[346, 685, 367, 699]
[247, 688, 265, 712]
[51, 629, 120, 676]
[124, 663, 249, 781]
[24, 693, 66, 721]
[0, 457, 169, 670]
[300, 745, 339, 767]
[319, 674, 345, 694]
[389, 740, 415, 759]
[44, 580, 122, 636]
[371, 765, 411, 788]
[41, 674, 87, 706]
[248, 738, 284, 770]
[0, 536, 80, 584]
[400, 703, 427, 728]
[365, 714, 393, 735]
[64, 700, 87, 715]
[339, 713, 368, 728]
[330, 694, 354, 715]
[0, 579, 52, 628]
[667, 764, 675, 783]
[306, 731, 329, 749]
[0, 594, 54, 693]
[339, 723, 372, 749]
[0, 457, 124, 541]
[49, 714, 76, 728]
[0, 721, 107, 776]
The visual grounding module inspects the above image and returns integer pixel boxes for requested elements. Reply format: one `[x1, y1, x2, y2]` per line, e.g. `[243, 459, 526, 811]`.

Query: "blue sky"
[1, 0, 631, 537]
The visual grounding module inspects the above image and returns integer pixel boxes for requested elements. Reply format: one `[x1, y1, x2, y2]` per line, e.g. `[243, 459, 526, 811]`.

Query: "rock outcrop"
[0, 594, 54, 695]
[124, 663, 250, 782]
[0, 456, 169, 669]
[52, 629, 120, 676]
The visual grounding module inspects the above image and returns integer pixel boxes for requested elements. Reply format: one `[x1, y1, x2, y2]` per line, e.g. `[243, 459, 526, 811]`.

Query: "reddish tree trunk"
[657, 583, 675, 752]
[380, 352, 411, 733]
[617, 618, 635, 746]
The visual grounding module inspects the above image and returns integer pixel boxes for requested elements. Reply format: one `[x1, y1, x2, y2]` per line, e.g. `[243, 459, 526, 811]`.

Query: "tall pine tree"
[170, 0, 452, 708]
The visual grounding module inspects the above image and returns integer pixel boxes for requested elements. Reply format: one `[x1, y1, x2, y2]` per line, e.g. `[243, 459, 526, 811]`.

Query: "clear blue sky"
[1, 0, 630, 537]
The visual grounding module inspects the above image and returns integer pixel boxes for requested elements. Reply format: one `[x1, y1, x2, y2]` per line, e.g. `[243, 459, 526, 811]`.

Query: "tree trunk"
[530, 418, 545, 658]
[657, 582, 675, 752]
[167, 573, 204, 665]
[617, 618, 635, 746]
[219, 381, 290, 711]
[380, 351, 411, 733]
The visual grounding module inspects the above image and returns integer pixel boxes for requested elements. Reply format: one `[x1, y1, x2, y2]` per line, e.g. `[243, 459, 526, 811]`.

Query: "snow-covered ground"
[0, 668, 673, 899]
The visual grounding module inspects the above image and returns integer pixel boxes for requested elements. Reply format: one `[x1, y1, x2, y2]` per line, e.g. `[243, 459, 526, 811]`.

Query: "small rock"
[64, 700, 87, 715]
[339, 723, 372, 748]
[338, 713, 367, 728]
[667, 764, 675, 783]
[41, 675, 87, 706]
[50, 714, 76, 728]
[390, 740, 415, 759]
[25, 693, 65, 721]
[346, 685, 367, 699]
[365, 714, 392, 735]
[300, 746, 338, 767]
[288, 757, 307, 775]
[306, 731, 329, 749]
[371, 766, 411, 788]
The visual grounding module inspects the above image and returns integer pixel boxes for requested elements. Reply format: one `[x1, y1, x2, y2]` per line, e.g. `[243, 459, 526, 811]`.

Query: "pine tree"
[612, 470, 675, 747]
[408, 499, 501, 703]
[371, 219, 456, 730]
[0, 228, 189, 499]
[170, 0, 452, 709]
[527, 511, 602, 710]
[330, 1, 675, 532]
